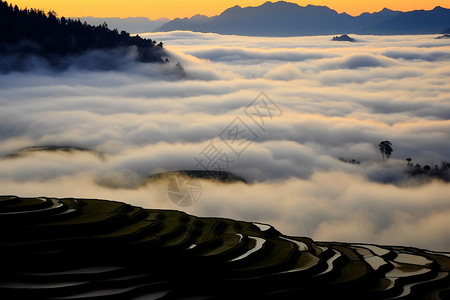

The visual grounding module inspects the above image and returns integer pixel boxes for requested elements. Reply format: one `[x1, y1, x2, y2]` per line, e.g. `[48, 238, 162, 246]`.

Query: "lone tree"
[379, 141, 393, 160]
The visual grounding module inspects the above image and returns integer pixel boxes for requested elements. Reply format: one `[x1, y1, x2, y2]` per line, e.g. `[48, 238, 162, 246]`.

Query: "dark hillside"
[1, 196, 449, 299]
[0, 1, 166, 70]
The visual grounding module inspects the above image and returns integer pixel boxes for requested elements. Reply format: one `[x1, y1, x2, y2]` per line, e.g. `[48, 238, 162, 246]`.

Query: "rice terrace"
[1, 0, 450, 298]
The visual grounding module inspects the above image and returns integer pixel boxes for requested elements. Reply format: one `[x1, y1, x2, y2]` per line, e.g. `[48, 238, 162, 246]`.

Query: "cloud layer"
[1, 32, 450, 251]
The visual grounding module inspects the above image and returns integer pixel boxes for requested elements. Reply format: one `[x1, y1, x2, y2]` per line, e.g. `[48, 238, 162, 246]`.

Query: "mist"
[1, 32, 449, 251]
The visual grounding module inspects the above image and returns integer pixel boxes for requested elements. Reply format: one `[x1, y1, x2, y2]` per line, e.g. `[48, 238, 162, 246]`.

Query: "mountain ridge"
[155, 1, 450, 36]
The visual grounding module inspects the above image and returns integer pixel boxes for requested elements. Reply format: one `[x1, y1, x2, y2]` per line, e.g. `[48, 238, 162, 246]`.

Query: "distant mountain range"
[154, 1, 450, 36]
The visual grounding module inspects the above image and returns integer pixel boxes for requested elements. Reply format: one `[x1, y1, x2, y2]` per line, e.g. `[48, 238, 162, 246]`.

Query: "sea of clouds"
[1, 32, 449, 251]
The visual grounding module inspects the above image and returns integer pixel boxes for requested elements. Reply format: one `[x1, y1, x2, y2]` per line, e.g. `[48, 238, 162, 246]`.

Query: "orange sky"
[9, 1, 450, 19]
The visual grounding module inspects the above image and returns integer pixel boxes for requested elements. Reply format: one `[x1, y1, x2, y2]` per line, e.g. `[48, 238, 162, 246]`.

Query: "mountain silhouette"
[155, 1, 450, 36]
[364, 6, 450, 34]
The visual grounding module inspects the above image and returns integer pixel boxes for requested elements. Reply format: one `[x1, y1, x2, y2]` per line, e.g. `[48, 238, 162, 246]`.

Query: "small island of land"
[332, 34, 356, 42]
[436, 34, 450, 39]
[148, 170, 248, 184]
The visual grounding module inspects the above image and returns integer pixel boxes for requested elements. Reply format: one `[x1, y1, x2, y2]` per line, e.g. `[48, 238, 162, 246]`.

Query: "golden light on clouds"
[9, 0, 450, 19]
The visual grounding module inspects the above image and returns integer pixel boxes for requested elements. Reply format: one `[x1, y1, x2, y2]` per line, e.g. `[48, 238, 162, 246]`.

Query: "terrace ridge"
[1, 196, 449, 299]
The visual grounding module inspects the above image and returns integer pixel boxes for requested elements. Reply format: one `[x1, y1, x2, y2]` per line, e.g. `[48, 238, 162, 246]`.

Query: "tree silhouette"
[379, 141, 393, 160]
[0, 0, 167, 69]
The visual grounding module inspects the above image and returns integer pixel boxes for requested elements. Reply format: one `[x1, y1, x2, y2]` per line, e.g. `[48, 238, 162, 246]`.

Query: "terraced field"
[1, 196, 449, 299]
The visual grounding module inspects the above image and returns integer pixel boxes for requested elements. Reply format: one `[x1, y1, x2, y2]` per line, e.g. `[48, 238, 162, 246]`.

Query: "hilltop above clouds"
[0, 1, 167, 72]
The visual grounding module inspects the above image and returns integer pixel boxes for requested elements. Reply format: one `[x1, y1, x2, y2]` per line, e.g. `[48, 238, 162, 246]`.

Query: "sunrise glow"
[9, 0, 450, 19]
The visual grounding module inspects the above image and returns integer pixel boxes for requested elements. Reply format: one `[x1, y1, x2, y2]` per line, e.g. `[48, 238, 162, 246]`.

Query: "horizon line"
[9, 1, 449, 21]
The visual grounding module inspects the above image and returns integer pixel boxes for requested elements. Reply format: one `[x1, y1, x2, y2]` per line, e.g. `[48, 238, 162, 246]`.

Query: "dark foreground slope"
[0, 1, 166, 71]
[1, 196, 449, 299]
